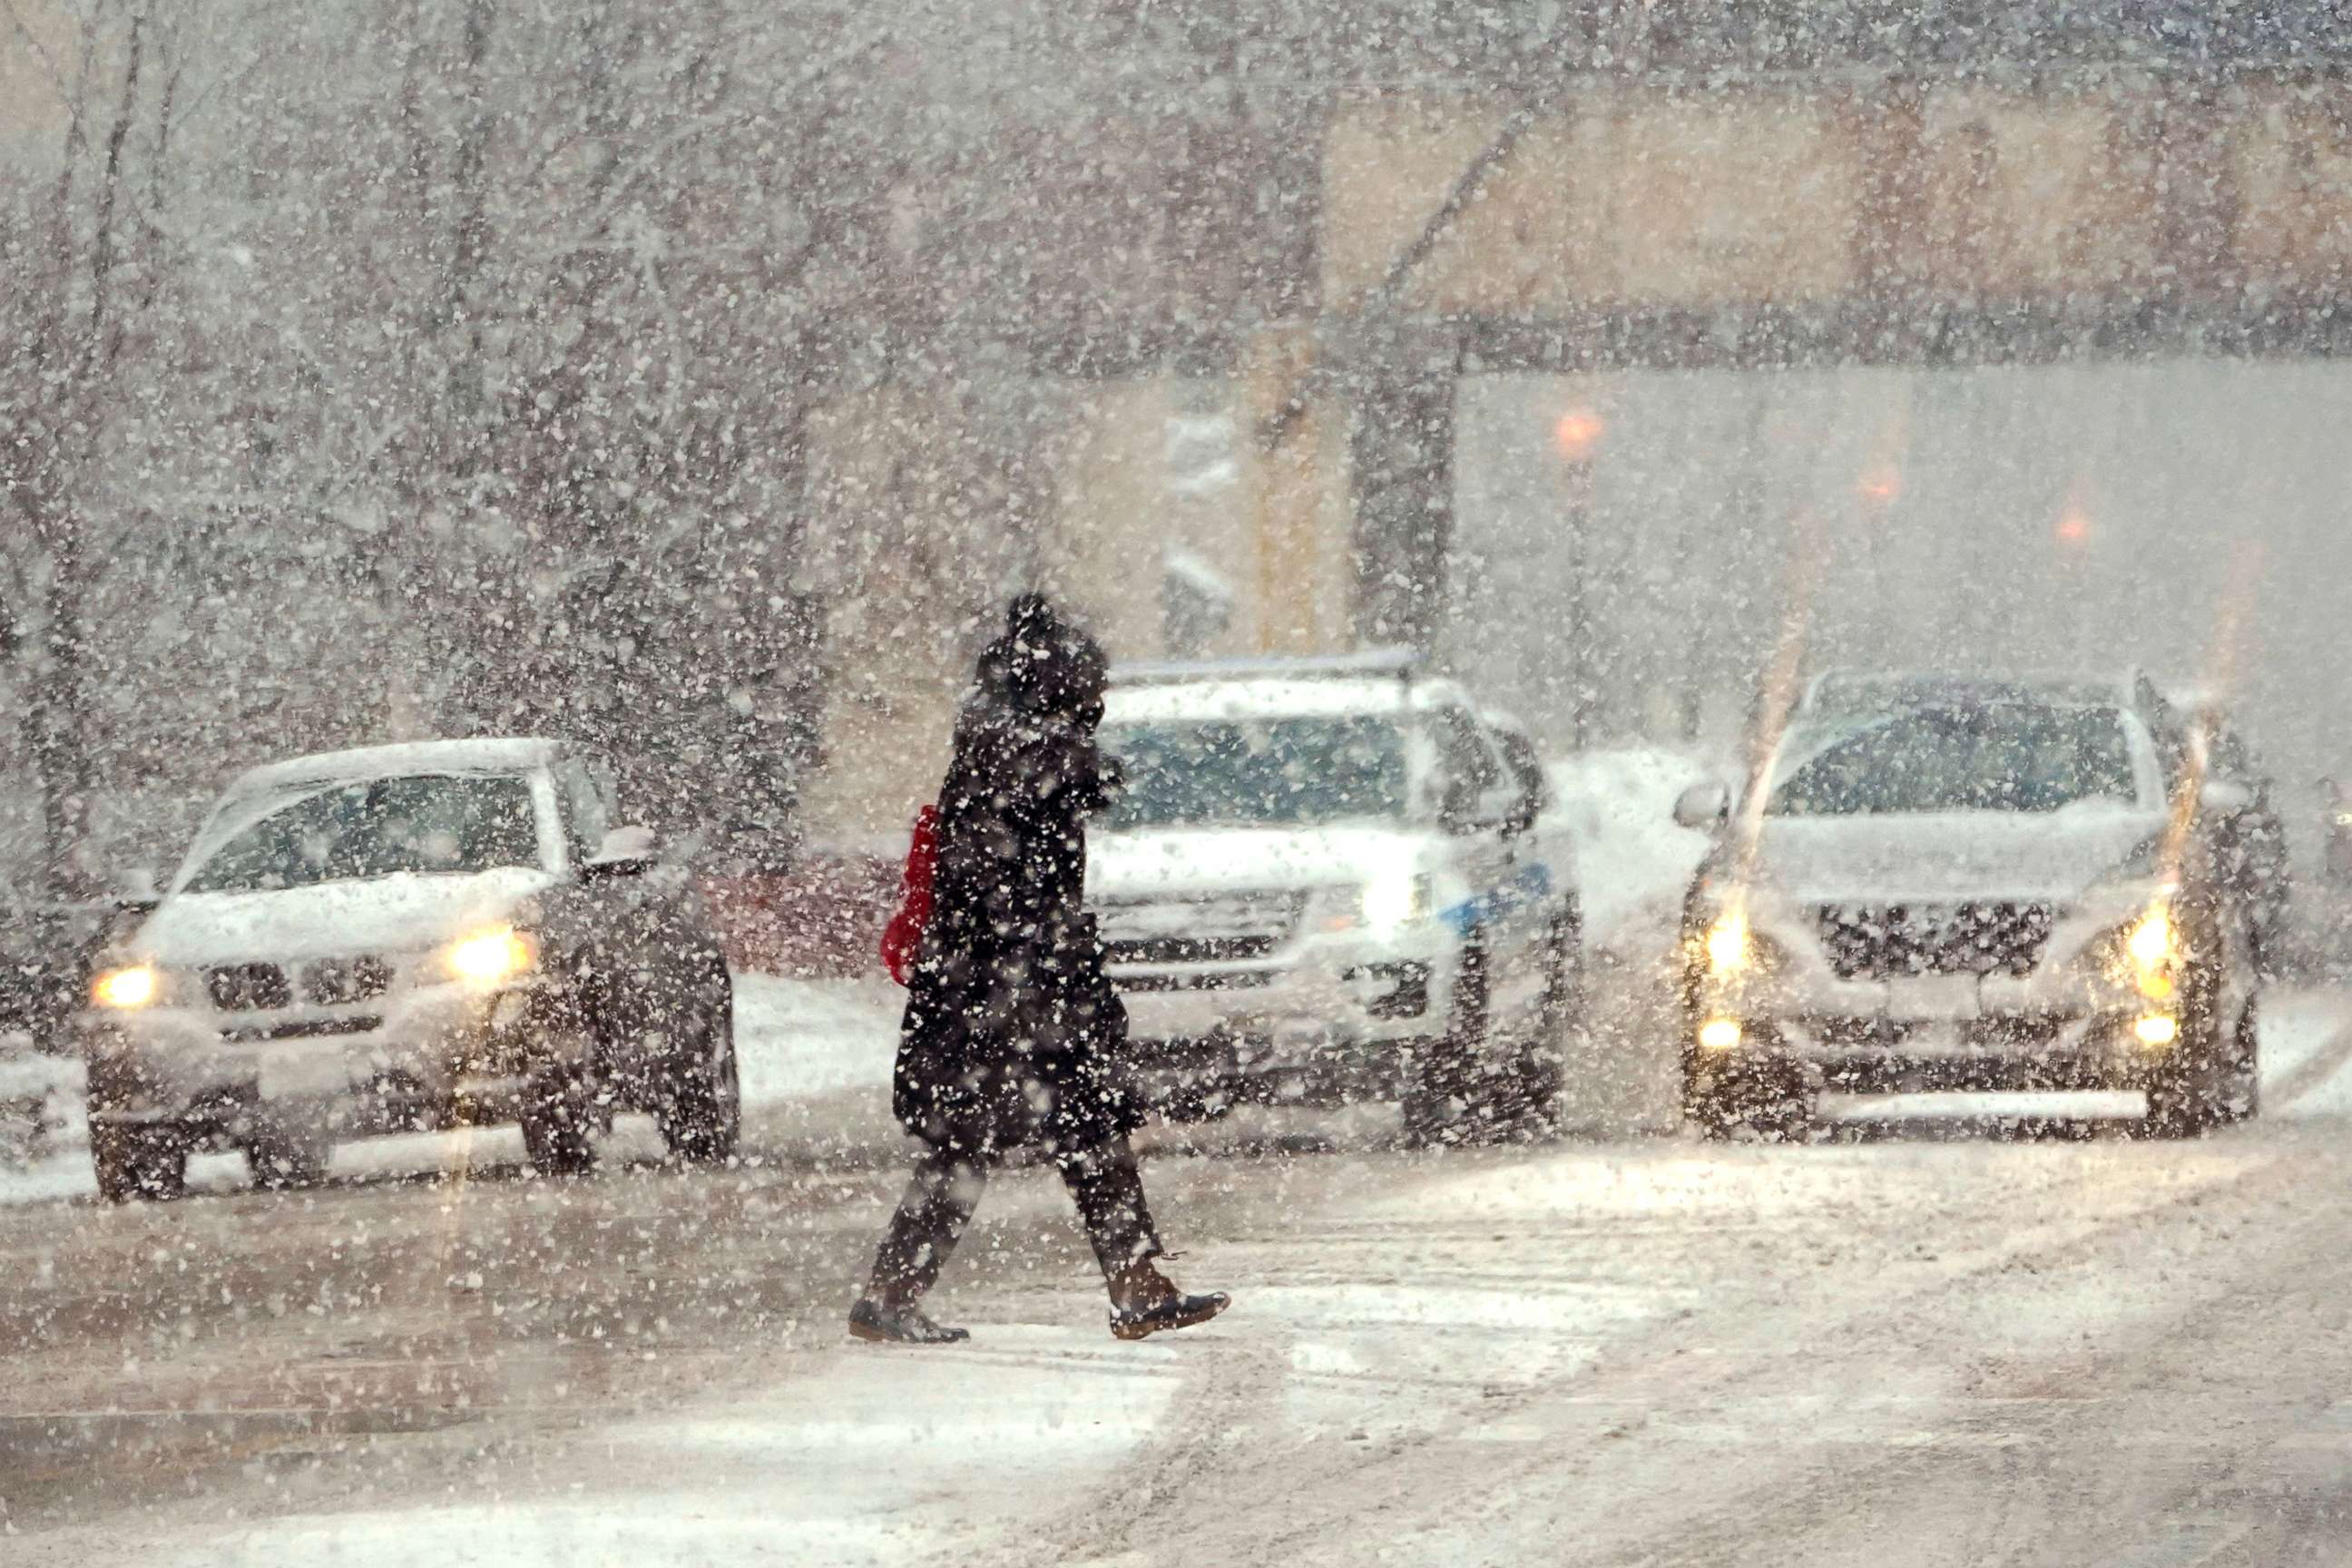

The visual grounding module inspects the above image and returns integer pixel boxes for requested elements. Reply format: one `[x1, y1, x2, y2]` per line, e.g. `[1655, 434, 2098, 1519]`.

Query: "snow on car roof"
[1105, 677, 1447, 723]
[225, 737, 563, 794]
[1801, 671, 2138, 718]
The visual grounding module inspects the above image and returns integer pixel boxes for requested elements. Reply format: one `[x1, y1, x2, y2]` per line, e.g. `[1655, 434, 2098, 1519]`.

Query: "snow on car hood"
[1751, 806, 2163, 905]
[132, 867, 559, 966]
[1090, 824, 1417, 898]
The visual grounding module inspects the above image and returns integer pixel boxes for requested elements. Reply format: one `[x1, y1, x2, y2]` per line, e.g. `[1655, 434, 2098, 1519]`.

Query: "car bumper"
[77, 982, 568, 1137]
[1113, 936, 1454, 1103]
[1691, 1007, 2184, 1094]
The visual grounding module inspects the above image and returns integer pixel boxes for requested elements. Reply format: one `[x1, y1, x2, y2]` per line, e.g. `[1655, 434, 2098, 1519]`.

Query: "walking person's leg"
[1056, 1136, 1230, 1341]
[851, 1147, 990, 1344]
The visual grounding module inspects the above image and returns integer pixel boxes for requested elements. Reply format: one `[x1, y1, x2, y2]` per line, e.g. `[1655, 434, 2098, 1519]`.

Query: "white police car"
[1090, 652, 1583, 1143]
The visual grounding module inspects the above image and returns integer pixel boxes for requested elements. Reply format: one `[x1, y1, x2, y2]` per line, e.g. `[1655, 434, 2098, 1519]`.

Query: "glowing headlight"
[1704, 912, 1750, 975]
[2126, 907, 2173, 970]
[447, 926, 534, 987]
[1362, 871, 1430, 934]
[92, 965, 159, 1010]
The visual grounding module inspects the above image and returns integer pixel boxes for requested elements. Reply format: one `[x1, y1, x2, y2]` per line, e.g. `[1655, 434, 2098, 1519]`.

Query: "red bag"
[880, 805, 939, 985]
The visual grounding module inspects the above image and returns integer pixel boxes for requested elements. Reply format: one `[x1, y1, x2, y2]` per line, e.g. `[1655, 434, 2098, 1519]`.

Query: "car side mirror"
[583, 824, 661, 879]
[1504, 784, 1540, 837]
[1672, 781, 1730, 830]
[110, 873, 161, 917]
[1436, 774, 1485, 836]
[2199, 779, 2252, 815]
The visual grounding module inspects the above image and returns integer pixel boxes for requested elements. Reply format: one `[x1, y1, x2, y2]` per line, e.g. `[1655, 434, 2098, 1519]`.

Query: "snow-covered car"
[1673, 676, 2260, 1138]
[77, 739, 737, 1200]
[1091, 652, 1582, 1142]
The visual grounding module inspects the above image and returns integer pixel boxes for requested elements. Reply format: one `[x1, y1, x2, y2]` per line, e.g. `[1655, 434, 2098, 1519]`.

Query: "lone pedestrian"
[851, 595, 1230, 1345]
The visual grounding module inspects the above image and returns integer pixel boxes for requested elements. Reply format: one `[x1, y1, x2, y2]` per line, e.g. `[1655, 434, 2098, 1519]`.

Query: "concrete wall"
[1324, 79, 2352, 310]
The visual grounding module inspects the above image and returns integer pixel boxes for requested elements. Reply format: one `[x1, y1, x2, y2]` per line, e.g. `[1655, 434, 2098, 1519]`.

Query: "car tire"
[245, 1126, 330, 1191]
[1684, 1054, 1811, 1143]
[656, 975, 740, 1166]
[1538, 902, 1587, 1039]
[2147, 995, 2256, 1137]
[93, 1123, 188, 1203]
[2226, 998, 2261, 1124]
[1518, 907, 1585, 1134]
[1402, 943, 1490, 1149]
[520, 1060, 599, 1178]
[2144, 1074, 2216, 1139]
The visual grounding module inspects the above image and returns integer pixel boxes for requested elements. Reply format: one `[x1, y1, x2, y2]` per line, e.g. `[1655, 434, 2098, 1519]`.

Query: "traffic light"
[1553, 407, 1604, 462]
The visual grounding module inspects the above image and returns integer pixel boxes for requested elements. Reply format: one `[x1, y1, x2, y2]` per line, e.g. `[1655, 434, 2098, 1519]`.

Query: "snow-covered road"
[8, 990, 2352, 1563]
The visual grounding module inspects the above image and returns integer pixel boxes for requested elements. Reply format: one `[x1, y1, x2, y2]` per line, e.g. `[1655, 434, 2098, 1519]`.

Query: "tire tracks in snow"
[956, 1312, 1300, 1568]
[1584, 1138, 2352, 1568]
[1349, 1138, 2333, 1568]
[987, 1133, 2313, 1567]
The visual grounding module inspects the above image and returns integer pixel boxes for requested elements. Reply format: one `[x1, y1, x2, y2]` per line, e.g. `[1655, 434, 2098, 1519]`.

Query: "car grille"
[303, 956, 395, 1006]
[1112, 971, 1276, 992]
[1095, 891, 1305, 968]
[220, 1015, 384, 1043]
[203, 956, 395, 1012]
[206, 962, 292, 1011]
[1815, 902, 2056, 981]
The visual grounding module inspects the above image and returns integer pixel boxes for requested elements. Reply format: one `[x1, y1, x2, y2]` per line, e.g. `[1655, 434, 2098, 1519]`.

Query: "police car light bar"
[1109, 648, 1422, 686]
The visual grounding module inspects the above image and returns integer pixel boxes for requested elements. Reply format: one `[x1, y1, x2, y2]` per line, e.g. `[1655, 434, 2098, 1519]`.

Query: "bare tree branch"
[0, 0, 72, 107]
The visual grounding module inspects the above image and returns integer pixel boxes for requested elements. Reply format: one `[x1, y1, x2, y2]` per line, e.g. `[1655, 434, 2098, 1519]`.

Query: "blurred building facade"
[5, 1, 2351, 862]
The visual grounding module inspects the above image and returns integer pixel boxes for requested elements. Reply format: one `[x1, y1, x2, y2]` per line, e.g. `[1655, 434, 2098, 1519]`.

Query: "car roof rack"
[1109, 647, 1422, 686]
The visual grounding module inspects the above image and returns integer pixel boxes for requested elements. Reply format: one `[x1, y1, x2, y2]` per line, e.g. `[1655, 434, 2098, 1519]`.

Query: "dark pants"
[867, 1135, 1163, 1303]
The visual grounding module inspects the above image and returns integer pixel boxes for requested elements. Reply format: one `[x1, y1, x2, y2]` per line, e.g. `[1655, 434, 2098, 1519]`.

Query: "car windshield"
[1099, 714, 1409, 828]
[182, 774, 543, 892]
[1768, 704, 2138, 816]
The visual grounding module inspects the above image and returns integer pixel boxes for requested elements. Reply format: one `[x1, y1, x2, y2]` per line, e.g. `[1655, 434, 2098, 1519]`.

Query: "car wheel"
[1684, 1054, 1811, 1143]
[1517, 908, 1584, 1134]
[1402, 943, 1490, 1149]
[2145, 1021, 2228, 1141]
[656, 975, 740, 1166]
[245, 1126, 330, 1191]
[520, 1059, 599, 1178]
[1538, 903, 1586, 1039]
[93, 1123, 188, 1203]
[2225, 997, 2261, 1124]
[2147, 985, 2260, 1135]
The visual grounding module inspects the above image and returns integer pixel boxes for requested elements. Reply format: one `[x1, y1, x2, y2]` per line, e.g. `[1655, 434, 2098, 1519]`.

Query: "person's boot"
[848, 1291, 971, 1346]
[1107, 1259, 1230, 1342]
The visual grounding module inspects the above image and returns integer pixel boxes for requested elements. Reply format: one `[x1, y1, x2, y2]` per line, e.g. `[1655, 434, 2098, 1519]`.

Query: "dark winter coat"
[892, 599, 1143, 1159]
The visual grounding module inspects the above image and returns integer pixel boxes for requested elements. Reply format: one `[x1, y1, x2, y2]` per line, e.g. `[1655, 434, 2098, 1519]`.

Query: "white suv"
[1675, 676, 2260, 1137]
[78, 739, 738, 1198]
[1090, 652, 1583, 1142]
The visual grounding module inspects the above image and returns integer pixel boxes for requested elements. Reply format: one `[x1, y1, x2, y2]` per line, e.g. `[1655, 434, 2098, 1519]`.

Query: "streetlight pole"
[2055, 503, 2094, 664]
[1553, 406, 1604, 750]
[1855, 466, 1901, 662]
